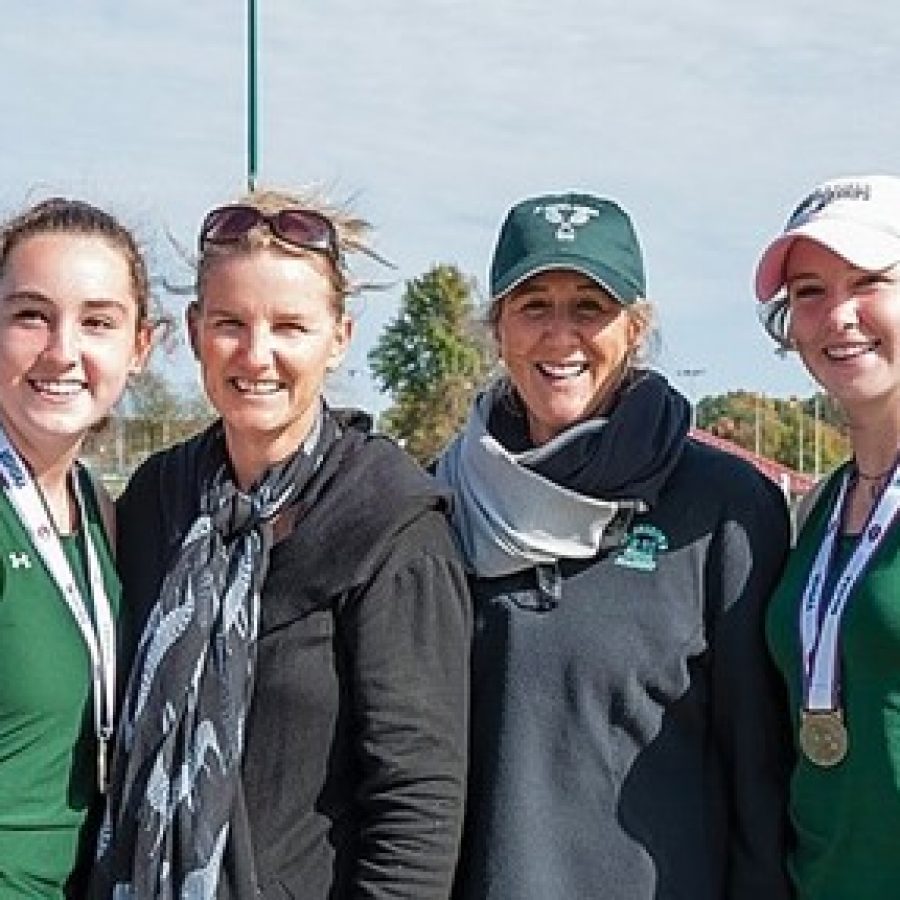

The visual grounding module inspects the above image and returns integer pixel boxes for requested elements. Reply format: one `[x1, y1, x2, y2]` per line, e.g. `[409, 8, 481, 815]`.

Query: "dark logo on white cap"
[787, 182, 872, 228]
[534, 203, 599, 242]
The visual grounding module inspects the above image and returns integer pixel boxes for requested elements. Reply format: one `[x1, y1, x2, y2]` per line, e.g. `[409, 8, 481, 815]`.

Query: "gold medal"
[799, 709, 848, 767]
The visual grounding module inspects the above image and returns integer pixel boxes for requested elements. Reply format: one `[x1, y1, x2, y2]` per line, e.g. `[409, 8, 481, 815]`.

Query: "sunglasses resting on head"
[199, 205, 341, 260]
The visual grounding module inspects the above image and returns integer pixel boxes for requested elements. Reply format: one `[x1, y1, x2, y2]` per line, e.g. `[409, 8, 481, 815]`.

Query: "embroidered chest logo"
[613, 525, 668, 572]
[534, 202, 599, 241]
[8, 550, 32, 569]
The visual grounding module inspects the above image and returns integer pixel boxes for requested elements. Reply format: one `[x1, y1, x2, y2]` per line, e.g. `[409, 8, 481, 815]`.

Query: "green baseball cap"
[489, 191, 646, 304]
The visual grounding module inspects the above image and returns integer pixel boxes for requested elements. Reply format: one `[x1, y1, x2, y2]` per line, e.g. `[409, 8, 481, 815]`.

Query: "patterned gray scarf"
[434, 371, 689, 577]
[91, 412, 337, 900]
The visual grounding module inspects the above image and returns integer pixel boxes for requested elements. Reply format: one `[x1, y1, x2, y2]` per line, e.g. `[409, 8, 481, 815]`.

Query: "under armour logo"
[535, 203, 599, 241]
[8, 552, 31, 569]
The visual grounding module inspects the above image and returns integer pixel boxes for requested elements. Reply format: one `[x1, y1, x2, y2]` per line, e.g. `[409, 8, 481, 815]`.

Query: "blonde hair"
[197, 187, 378, 317]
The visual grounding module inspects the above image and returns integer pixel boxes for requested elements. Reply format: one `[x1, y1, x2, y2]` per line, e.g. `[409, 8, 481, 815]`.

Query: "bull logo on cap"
[535, 203, 599, 242]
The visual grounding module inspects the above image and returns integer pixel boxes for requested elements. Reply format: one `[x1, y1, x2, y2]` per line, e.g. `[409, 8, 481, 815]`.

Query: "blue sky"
[3, 0, 899, 414]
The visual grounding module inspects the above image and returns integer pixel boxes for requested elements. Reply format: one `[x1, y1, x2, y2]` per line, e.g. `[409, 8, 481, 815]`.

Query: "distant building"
[690, 427, 817, 500]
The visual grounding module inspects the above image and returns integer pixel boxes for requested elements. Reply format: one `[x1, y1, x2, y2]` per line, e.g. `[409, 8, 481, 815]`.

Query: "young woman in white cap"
[756, 174, 900, 899]
[436, 191, 793, 900]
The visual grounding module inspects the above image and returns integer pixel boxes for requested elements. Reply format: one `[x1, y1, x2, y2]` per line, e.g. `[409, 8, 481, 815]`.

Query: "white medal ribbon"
[0, 428, 116, 791]
[801, 461, 900, 712]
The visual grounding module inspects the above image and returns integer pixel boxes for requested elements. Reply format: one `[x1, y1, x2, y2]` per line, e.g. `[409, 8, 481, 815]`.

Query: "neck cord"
[853, 451, 900, 500]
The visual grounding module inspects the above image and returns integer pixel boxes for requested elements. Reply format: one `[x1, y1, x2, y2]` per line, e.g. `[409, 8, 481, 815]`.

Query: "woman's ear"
[625, 299, 652, 352]
[490, 320, 505, 365]
[626, 318, 646, 351]
[129, 320, 156, 376]
[326, 315, 353, 372]
[186, 301, 201, 359]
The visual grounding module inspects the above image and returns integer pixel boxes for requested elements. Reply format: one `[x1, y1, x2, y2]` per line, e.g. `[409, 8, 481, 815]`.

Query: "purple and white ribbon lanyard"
[0, 427, 115, 792]
[800, 460, 900, 717]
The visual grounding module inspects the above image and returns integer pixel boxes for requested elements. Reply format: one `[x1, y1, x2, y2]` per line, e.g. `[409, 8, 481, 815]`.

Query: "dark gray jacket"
[447, 390, 793, 900]
[117, 414, 471, 899]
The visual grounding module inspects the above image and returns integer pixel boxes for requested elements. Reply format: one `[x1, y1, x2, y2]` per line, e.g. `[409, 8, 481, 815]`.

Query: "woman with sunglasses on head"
[91, 190, 471, 900]
[756, 175, 900, 900]
[435, 191, 794, 900]
[0, 199, 153, 898]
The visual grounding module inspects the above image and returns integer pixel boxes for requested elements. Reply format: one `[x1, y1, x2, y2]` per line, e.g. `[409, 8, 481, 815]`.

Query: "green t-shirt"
[0, 471, 121, 899]
[767, 472, 900, 900]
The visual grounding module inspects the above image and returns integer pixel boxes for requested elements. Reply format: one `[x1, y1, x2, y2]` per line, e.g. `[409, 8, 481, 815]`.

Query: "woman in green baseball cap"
[435, 191, 793, 900]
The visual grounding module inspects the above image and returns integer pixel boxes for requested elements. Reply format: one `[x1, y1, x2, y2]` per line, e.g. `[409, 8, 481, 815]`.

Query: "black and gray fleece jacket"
[437, 372, 793, 900]
[116, 411, 472, 900]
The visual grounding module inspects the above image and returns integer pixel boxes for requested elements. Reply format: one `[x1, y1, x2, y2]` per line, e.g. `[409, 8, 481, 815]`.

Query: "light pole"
[676, 368, 706, 429]
[247, 0, 259, 191]
[790, 395, 806, 473]
[754, 391, 763, 456]
[813, 391, 822, 478]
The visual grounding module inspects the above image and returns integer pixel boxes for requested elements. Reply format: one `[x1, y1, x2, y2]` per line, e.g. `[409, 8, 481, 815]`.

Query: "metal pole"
[116, 416, 125, 475]
[814, 392, 822, 478]
[247, 0, 258, 192]
[676, 368, 705, 430]
[754, 392, 762, 456]
[797, 399, 805, 473]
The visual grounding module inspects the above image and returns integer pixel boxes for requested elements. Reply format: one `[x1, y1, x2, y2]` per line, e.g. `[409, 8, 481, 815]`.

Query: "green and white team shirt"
[0, 470, 121, 898]
[767, 468, 900, 900]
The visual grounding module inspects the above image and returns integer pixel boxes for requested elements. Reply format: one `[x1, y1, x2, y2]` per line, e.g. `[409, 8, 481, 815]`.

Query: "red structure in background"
[690, 428, 817, 499]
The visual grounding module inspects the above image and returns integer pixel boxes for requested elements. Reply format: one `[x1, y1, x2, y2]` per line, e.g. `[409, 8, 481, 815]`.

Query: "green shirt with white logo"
[0, 470, 121, 898]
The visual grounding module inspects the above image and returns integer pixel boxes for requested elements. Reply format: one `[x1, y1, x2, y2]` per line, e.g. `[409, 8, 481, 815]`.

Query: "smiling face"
[786, 239, 900, 417]
[0, 233, 151, 468]
[190, 246, 351, 488]
[494, 269, 646, 445]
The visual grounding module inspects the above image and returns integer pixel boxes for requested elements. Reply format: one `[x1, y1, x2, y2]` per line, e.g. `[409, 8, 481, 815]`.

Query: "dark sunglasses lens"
[201, 206, 262, 245]
[275, 210, 335, 252]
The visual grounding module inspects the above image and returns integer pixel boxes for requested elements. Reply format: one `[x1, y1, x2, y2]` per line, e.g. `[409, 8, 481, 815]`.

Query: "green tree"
[123, 367, 183, 420]
[696, 390, 850, 474]
[369, 264, 493, 463]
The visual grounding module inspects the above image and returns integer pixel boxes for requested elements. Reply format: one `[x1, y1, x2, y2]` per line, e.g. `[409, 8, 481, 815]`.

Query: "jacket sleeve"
[705, 475, 795, 900]
[114, 455, 170, 663]
[339, 510, 472, 899]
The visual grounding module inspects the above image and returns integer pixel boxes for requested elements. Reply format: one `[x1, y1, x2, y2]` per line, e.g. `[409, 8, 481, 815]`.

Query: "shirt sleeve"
[705, 475, 795, 900]
[338, 511, 472, 899]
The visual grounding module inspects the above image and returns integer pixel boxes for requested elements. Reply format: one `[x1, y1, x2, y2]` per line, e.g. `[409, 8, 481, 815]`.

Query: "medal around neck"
[798, 462, 900, 772]
[799, 709, 848, 767]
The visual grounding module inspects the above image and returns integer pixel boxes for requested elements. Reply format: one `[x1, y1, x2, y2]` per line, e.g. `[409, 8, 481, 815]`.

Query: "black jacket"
[116, 413, 472, 899]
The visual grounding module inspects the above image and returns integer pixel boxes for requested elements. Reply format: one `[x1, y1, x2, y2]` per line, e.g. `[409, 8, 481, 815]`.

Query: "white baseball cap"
[754, 175, 900, 302]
